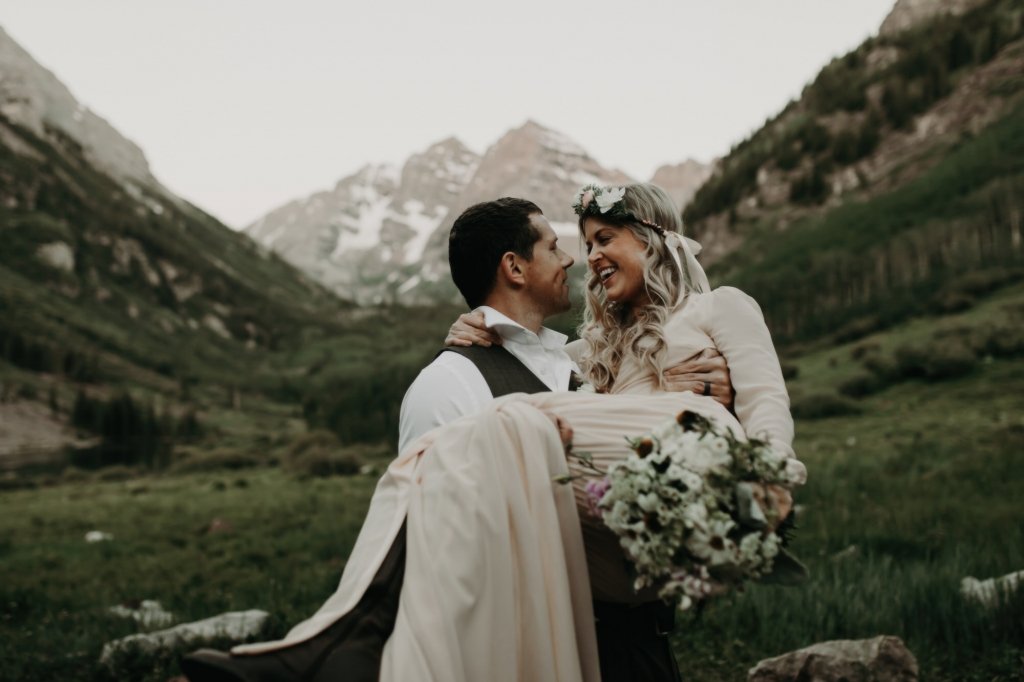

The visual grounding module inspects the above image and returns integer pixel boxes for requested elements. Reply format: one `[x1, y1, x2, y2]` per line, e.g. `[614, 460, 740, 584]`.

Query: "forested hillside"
[686, 0, 1024, 346]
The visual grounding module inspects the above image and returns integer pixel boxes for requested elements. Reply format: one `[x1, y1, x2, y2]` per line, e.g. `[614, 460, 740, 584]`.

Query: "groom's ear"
[498, 251, 527, 287]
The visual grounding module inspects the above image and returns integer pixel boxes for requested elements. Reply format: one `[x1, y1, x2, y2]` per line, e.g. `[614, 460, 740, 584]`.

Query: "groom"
[182, 197, 732, 682]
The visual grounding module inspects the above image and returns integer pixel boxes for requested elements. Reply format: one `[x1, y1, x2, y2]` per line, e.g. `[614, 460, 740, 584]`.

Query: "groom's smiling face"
[522, 214, 575, 316]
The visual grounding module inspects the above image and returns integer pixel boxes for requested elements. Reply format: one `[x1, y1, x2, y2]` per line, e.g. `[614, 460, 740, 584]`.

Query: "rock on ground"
[961, 569, 1024, 608]
[748, 635, 918, 681]
[100, 610, 269, 665]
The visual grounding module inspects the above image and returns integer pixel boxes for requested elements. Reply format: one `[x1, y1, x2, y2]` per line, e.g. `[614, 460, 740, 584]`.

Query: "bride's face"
[583, 217, 649, 307]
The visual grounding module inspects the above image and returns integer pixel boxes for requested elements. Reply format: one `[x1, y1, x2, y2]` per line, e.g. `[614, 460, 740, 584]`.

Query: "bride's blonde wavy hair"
[577, 183, 694, 393]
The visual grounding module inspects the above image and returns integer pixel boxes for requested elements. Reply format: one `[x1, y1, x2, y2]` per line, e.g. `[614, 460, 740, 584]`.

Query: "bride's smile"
[583, 217, 649, 306]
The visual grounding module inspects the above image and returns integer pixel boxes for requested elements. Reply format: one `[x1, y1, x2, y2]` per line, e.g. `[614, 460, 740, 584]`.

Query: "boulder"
[35, 242, 75, 272]
[100, 609, 269, 665]
[961, 569, 1024, 608]
[748, 635, 918, 681]
[108, 599, 174, 629]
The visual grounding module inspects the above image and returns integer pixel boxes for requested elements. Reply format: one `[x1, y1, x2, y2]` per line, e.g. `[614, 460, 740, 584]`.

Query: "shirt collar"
[475, 306, 569, 351]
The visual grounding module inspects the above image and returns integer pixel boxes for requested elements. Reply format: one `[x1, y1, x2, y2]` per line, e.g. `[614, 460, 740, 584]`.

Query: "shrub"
[894, 341, 978, 381]
[776, 144, 801, 171]
[925, 342, 978, 379]
[790, 165, 830, 205]
[855, 113, 882, 158]
[975, 325, 1024, 359]
[0, 472, 37, 491]
[941, 268, 1024, 299]
[288, 449, 363, 478]
[831, 130, 861, 165]
[838, 372, 887, 398]
[929, 291, 976, 314]
[170, 447, 263, 473]
[795, 122, 831, 154]
[850, 342, 881, 361]
[286, 429, 342, 459]
[882, 80, 914, 129]
[862, 353, 899, 380]
[834, 316, 885, 344]
[92, 465, 140, 482]
[791, 392, 862, 419]
[281, 430, 370, 478]
[69, 391, 173, 468]
[780, 363, 799, 381]
[59, 467, 90, 484]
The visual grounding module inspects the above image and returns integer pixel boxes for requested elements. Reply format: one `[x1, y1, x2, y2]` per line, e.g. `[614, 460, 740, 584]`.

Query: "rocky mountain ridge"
[246, 137, 481, 303]
[247, 120, 706, 304]
[0, 26, 165, 197]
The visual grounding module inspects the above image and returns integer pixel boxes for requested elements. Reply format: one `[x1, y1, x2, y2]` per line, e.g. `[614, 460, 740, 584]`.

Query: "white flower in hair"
[596, 186, 626, 213]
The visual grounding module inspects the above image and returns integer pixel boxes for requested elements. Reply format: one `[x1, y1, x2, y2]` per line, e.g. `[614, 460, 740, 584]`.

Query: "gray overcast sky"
[4, 0, 895, 228]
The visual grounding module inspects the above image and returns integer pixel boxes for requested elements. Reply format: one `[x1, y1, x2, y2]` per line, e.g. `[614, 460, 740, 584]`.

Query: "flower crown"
[572, 183, 669, 236]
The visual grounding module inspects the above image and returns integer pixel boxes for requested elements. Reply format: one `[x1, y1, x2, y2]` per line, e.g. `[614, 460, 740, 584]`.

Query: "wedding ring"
[703, 381, 711, 396]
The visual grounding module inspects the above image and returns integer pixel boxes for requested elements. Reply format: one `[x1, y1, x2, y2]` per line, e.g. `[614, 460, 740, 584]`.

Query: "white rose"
[666, 464, 686, 481]
[708, 436, 729, 457]
[608, 501, 631, 529]
[682, 501, 708, 529]
[638, 492, 661, 513]
[739, 533, 762, 563]
[761, 533, 781, 560]
[681, 471, 703, 492]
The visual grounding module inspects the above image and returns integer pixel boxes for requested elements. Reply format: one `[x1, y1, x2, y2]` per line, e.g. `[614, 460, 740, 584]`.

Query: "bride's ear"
[498, 252, 526, 287]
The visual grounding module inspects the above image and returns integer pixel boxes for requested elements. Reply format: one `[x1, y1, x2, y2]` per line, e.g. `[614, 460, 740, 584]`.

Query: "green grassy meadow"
[674, 286, 1024, 681]
[3, 287, 1023, 681]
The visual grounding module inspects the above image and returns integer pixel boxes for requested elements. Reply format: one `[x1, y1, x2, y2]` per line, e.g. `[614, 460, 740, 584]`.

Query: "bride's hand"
[662, 348, 734, 410]
[541, 410, 574, 454]
[444, 311, 502, 347]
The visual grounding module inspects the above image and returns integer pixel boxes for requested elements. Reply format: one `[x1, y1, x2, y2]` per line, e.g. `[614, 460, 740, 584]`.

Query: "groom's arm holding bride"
[442, 310, 796, 526]
[445, 310, 736, 408]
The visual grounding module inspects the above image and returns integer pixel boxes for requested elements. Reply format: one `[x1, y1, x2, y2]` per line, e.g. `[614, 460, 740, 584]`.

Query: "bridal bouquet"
[572, 410, 806, 611]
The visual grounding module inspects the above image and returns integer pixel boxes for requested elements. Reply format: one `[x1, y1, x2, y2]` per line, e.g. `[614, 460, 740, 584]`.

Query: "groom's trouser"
[593, 600, 682, 682]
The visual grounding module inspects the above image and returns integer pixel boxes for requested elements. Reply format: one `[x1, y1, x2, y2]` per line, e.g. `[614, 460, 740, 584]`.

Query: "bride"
[182, 184, 804, 682]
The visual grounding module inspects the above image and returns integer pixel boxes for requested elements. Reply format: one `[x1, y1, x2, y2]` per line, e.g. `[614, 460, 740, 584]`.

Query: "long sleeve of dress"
[705, 287, 796, 461]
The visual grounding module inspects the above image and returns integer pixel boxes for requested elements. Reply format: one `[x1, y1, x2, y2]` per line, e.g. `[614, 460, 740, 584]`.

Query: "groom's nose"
[560, 250, 574, 268]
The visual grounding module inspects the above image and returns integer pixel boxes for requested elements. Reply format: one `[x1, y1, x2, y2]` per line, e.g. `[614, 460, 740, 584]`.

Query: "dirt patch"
[0, 400, 92, 470]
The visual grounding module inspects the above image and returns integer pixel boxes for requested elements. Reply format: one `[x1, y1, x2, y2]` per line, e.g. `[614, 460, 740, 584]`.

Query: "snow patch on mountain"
[332, 197, 388, 254]
[399, 200, 447, 261]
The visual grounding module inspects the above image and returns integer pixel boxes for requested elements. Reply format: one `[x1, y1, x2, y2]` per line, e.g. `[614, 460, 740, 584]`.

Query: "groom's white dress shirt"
[398, 306, 577, 452]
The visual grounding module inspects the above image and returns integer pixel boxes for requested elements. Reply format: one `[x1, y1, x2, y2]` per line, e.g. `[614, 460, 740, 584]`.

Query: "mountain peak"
[0, 26, 162, 193]
[494, 119, 590, 159]
[650, 159, 713, 211]
[427, 134, 471, 151]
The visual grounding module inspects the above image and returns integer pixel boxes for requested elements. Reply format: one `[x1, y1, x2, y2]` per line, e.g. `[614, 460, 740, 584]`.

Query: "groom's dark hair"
[449, 197, 542, 308]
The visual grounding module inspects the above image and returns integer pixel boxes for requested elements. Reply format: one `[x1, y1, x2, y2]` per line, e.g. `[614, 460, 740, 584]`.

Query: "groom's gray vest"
[439, 346, 581, 396]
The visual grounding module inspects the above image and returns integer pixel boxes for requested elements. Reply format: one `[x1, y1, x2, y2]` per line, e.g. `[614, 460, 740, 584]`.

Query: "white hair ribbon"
[663, 232, 711, 296]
